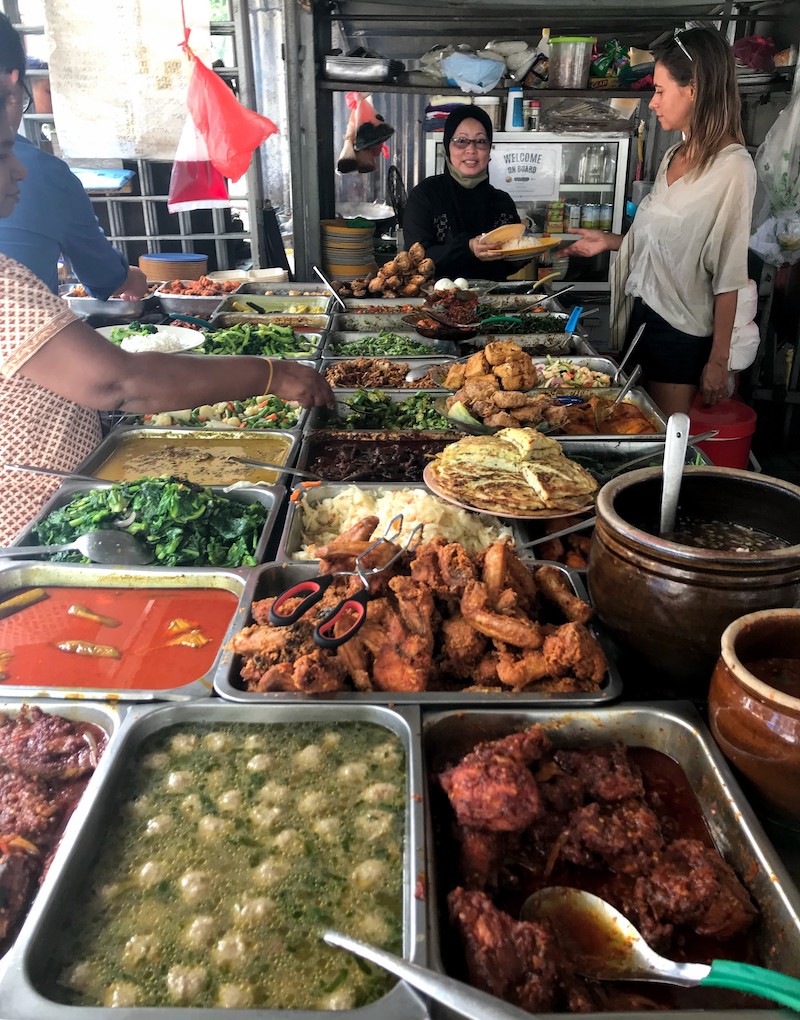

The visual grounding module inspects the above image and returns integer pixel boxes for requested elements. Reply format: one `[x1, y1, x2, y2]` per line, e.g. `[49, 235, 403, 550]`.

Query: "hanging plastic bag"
[167, 114, 229, 213]
[337, 92, 394, 174]
[750, 89, 800, 266]
[186, 52, 278, 182]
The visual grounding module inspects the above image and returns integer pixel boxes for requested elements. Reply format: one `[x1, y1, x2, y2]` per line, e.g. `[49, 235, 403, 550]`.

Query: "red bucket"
[689, 396, 757, 470]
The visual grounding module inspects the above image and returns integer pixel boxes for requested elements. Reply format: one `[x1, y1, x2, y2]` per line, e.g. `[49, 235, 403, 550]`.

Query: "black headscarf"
[443, 105, 494, 151]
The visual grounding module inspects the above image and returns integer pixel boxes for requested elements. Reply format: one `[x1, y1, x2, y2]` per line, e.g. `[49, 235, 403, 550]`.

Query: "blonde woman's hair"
[653, 26, 744, 175]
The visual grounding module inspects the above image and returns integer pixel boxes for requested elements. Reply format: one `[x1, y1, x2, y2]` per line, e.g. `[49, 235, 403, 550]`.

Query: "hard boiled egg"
[433, 278, 456, 291]
[453, 278, 471, 291]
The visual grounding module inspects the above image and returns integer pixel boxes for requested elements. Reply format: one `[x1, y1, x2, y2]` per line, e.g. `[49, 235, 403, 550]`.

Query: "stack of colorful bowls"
[321, 219, 376, 281]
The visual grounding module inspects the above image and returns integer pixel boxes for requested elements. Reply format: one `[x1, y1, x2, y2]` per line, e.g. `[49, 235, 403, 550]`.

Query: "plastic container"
[473, 96, 500, 129]
[689, 395, 757, 470]
[505, 86, 524, 130]
[548, 37, 594, 89]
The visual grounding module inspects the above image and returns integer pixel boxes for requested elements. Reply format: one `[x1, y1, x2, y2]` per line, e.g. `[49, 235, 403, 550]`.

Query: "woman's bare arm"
[700, 289, 737, 406]
[17, 318, 333, 411]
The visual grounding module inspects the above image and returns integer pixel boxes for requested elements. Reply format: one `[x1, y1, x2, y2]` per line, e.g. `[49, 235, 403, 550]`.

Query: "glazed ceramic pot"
[709, 609, 800, 823]
[587, 467, 800, 683]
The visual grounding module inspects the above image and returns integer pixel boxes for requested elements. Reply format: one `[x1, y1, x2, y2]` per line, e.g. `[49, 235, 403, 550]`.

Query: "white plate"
[96, 324, 205, 353]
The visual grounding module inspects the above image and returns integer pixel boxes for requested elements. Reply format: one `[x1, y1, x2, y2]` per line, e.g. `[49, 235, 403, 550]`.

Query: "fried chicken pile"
[334, 242, 434, 298]
[229, 520, 607, 695]
[439, 726, 758, 1013]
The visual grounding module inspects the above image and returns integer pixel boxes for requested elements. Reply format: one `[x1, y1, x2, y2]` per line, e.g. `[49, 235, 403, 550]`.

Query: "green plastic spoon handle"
[702, 959, 800, 1011]
[481, 315, 522, 326]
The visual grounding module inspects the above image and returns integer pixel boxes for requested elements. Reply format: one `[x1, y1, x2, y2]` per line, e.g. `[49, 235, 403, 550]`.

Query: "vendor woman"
[404, 106, 521, 281]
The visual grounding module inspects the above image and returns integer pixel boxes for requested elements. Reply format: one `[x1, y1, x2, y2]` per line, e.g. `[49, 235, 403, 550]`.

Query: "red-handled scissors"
[269, 516, 424, 649]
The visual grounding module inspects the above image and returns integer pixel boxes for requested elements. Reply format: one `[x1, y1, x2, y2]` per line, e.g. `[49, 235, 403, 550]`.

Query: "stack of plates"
[139, 253, 208, 282]
[321, 219, 377, 281]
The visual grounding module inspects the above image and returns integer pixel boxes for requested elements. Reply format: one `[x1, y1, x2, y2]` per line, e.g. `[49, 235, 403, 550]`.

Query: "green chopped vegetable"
[330, 331, 433, 357]
[34, 477, 268, 568]
[339, 389, 450, 430]
[108, 322, 159, 344]
[142, 394, 302, 430]
[197, 323, 316, 357]
[479, 312, 566, 334]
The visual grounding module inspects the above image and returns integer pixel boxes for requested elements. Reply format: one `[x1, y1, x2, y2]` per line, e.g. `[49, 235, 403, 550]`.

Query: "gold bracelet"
[264, 359, 274, 395]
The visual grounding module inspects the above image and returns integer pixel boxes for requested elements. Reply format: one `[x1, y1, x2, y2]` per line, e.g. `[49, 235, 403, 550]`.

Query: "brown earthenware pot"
[587, 467, 800, 684]
[709, 609, 800, 823]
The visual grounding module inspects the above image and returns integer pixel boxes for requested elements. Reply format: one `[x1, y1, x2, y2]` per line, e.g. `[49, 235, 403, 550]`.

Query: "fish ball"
[351, 859, 388, 890]
[137, 860, 168, 889]
[141, 752, 169, 770]
[232, 896, 276, 927]
[356, 812, 393, 841]
[165, 770, 193, 793]
[179, 869, 212, 904]
[180, 794, 203, 817]
[318, 987, 356, 1010]
[198, 815, 232, 841]
[218, 984, 254, 1008]
[361, 782, 397, 804]
[170, 733, 197, 753]
[249, 805, 281, 829]
[212, 932, 252, 970]
[258, 781, 288, 804]
[273, 828, 301, 851]
[251, 858, 290, 887]
[244, 734, 266, 751]
[356, 911, 391, 942]
[145, 813, 173, 836]
[321, 731, 341, 749]
[246, 753, 273, 772]
[166, 965, 207, 1003]
[337, 761, 368, 784]
[297, 791, 328, 815]
[294, 744, 323, 769]
[121, 933, 160, 969]
[217, 789, 244, 813]
[312, 817, 340, 841]
[204, 731, 234, 753]
[62, 961, 99, 994]
[104, 981, 139, 1007]
[183, 915, 217, 948]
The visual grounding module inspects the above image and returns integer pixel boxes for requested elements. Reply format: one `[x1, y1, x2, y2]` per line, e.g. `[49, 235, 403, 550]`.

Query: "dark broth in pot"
[670, 515, 790, 553]
[743, 657, 800, 699]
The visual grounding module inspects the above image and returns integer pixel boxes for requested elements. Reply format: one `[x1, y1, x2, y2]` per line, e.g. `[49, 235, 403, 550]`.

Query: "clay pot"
[709, 609, 800, 823]
[587, 467, 800, 684]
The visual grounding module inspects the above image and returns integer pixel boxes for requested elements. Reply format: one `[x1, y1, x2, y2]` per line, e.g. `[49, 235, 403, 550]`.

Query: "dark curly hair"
[653, 27, 744, 175]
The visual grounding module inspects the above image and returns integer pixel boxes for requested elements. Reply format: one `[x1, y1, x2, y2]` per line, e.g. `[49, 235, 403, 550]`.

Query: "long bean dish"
[328, 332, 435, 357]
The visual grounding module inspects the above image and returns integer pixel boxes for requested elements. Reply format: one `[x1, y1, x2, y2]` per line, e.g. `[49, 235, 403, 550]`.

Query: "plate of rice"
[96, 324, 205, 354]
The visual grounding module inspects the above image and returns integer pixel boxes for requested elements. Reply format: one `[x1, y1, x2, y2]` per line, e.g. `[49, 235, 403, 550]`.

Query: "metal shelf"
[317, 80, 654, 99]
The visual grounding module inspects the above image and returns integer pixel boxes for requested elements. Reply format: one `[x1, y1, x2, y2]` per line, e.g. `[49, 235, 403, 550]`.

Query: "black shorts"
[624, 298, 713, 386]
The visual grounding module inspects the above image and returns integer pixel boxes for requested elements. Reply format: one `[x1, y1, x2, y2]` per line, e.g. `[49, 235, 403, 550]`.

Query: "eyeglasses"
[20, 82, 34, 113]
[450, 136, 490, 150]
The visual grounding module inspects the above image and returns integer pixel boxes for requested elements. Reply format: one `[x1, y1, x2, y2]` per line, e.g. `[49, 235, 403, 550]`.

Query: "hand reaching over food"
[270, 358, 334, 408]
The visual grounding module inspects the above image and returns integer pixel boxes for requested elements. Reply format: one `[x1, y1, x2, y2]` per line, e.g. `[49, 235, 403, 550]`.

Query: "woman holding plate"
[404, 105, 525, 282]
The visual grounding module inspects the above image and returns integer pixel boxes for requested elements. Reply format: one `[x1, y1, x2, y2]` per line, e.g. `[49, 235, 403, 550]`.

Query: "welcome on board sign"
[489, 144, 562, 202]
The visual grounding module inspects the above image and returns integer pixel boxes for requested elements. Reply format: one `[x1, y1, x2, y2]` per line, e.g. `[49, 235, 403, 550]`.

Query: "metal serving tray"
[214, 294, 331, 315]
[408, 355, 621, 388]
[1, 701, 427, 1020]
[463, 332, 597, 356]
[304, 389, 459, 434]
[235, 282, 333, 298]
[0, 698, 126, 958]
[275, 481, 528, 562]
[0, 564, 250, 700]
[341, 298, 427, 310]
[324, 55, 393, 82]
[323, 331, 458, 358]
[321, 356, 456, 388]
[7, 479, 285, 570]
[72, 426, 300, 488]
[480, 297, 570, 312]
[559, 386, 667, 438]
[215, 559, 621, 706]
[211, 310, 331, 334]
[422, 703, 800, 1018]
[61, 289, 160, 320]
[154, 284, 228, 318]
[295, 430, 456, 484]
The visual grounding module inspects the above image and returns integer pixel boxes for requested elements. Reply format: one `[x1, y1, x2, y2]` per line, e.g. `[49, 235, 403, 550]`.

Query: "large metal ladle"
[0, 530, 153, 565]
[521, 887, 800, 1010]
[659, 412, 690, 536]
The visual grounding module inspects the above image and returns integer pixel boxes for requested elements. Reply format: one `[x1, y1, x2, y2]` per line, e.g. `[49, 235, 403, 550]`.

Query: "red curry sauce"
[0, 587, 238, 690]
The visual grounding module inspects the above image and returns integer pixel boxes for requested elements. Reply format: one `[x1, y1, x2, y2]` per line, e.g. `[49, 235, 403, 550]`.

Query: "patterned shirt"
[0, 254, 101, 543]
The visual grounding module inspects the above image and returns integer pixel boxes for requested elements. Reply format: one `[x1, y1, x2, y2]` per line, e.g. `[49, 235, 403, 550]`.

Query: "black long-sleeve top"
[403, 171, 521, 281]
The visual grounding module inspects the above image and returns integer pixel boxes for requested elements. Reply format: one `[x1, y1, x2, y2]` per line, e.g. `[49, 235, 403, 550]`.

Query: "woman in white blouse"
[569, 27, 756, 416]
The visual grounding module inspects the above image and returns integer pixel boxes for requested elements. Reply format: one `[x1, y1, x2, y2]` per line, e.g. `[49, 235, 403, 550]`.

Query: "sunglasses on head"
[651, 28, 694, 61]
[450, 136, 490, 150]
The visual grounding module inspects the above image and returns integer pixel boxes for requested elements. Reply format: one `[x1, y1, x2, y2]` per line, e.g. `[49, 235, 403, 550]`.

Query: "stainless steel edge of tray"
[480, 296, 570, 312]
[294, 430, 455, 484]
[320, 356, 456, 387]
[209, 295, 332, 316]
[202, 322, 326, 360]
[463, 332, 597, 356]
[421, 702, 800, 1020]
[7, 479, 285, 570]
[1, 701, 428, 1020]
[323, 331, 458, 359]
[330, 315, 425, 334]
[341, 298, 427, 310]
[417, 355, 621, 389]
[275, 480, 530, 563]
[62, 293, 159, 319]
[0, 563, 252, 701]
[304, 390, 459, 434]
[214, 559, 622, 706]
[213, 300, 331, 333]
[111, 404, 310, 435]
[235, 282, 333, 300]
[72, 426, 301, 489]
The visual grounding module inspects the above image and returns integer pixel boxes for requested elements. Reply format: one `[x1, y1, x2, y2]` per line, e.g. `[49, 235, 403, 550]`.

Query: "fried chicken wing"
[441, 612, 488, 679]
[543, 622, 607, 683]
[437, 541, 477, 595]
[496, 649, 549, 690]
[536, 565, 593, 623]
[443, 363, 467, 390]
[461, 581, 544, 648]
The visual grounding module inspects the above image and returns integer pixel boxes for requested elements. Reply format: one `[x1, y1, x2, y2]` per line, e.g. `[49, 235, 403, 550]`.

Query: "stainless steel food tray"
[213, 294, 332, 315]
[295, 430, 455, 484]
[341, 298, 427, 310]
[323, 331, 458, 358]
[1, 701, 427, 1020]
[304, 389, 460, 434]
[154, 284, 228, 317]
[275, 481, 529, 562]
[0, 698, 126, 959]
[202, 324, 325, 359]
[117, 401, 311, 434]
[480, 297, 571, 312]
[331, 314, 425, 333]
[210, 310, 331, 334]
[7, 479, 285, 569]
[422, 703, 800, 1018]
[321, 356, 455, 388]
[557, 386, 667, 438]
[409, 355, 622, 388]
[235, 282, 333, 298]
[72, 426, 300, 488]
[60, 285, 161, 320]
[324, 55, 393, 82]
[215, 560, 622, 705]
[464, 332, 597, 356]
[0, 564, 251, 700]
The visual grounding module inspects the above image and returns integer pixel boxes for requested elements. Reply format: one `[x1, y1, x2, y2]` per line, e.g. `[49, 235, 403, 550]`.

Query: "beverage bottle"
[528, 99, 541, 131]
[505, 87, 525, 131]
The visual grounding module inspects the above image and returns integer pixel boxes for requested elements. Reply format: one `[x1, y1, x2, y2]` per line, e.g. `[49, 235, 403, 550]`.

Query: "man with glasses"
[0, 15, 147, 300]
[404, 105, 521, 281]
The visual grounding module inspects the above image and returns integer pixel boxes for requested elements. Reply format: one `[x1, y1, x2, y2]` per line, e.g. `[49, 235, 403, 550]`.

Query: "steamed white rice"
[120, 331, 188, 354]
[295, 486, 513, 560]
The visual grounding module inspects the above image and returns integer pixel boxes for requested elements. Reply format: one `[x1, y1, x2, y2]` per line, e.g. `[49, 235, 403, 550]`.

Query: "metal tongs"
[268, 515, 423, 649]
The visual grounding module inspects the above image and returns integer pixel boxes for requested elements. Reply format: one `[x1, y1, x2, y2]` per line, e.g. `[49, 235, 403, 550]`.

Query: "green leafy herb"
[330, 331, 433, 357]
[34, 477, 268, 567]
[340, 389, 450, 430]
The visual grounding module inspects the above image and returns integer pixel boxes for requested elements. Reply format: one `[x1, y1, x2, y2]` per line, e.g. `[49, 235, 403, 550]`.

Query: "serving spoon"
[659, 412, 691, 536]
[521, 887, 800, 1010]
[323, 930, 535, 1020]
[0, 530, 153, 566]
